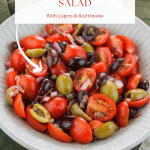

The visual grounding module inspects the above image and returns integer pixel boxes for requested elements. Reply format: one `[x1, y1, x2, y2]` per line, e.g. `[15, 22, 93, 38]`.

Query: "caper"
[50, 75, 57, 80]
[93, 121, 118, 139]
[71, 103, 92, 122]
[30, 104, 51, 123]
[125, 89, 147, 101]
[72, 24, 85, 36]
[26, 49, 46, 58]
[10, 41, 18, 53]
[83, 41, 95, 53]
[56, 74, 73, 95]
[69, 71, 75, 77]
[100, 80, 119, 103]
[86, 52, 95, 67]
[138, 79, 149, 91]
[66, 93, 74, 100]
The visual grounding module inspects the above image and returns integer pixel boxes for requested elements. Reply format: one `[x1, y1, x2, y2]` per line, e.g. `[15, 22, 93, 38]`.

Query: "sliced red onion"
[64, 115, 76, 119]
[94, 111, 105, 117]
[53, 42, 62, 53]
[18, 85, 25, 93]
[6, 68, 14, 74]
[66, 33, 76, 45]
[39, 33, 47, 39]
[50, 91, 57, 98]
[134, 54, 139, 61]
[4, 62, 11, 70]
[48, 25, 64, 33]
[114, 79, 124, 89]
[49, 118, 54, 123]
[80, 78, 92, 91]
[9, 86, 20, 99]
[108, 76, 114, 81]
[79, 95, 88, 109]
[63, 73, 70, 77]
[43, 96, 50, 102]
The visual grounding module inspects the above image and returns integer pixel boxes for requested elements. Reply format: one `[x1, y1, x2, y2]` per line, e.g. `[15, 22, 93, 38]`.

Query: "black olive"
[77, 91, 89, 104]
[95, 72, 108, 89]
[68, 57, 87, 69]
[60, 120, 72, 131]
[46, 49, 59, 67]
[45, 42, 54, 51]
[74, 36, 85, 45]
[58, 42, 68, 53]
[116, 95, 123, 105]
[129, 108, 138, 118]
[82, 26, 98, 41]
[86, 52, 95, 67]
[10, 41, 18, 53]
[39, 79, 52, 96]
[110, 58, 125, 72]
[138, 79, 149, 91]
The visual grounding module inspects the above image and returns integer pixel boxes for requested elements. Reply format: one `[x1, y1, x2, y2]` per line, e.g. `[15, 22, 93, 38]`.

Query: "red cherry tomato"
[48, 122, 73, 143]
[90, 62, 107, 75]
[26, 105, 47, 132]
[49, 60, 68, 76]
[69, 117, 92, 144]
[73, 68, 96, 92]
[45, 24, 74, 35]
[111, 73, 123, 95]
[20, 35, 46, 49]
[13, 94, 26, 118]
[62, 45, 87, 64]
[115, 101, 129, 127]
[86, 94, 116, 122]
[107, 36, 124, 59]
[95, 47, 113, 70]
[116, 54, 136, 77]
[47, 34, 70, 44]
[18, 75, 40, 101]
[6, 71, 18, 88]
[89, 87, 100, 96]
[26, 58, 48, 77]
[10, 48, 26, 73]
[89, 120, 104, 131]
[126, 95, 149, 108]
[90, 28, 109, 46]
[117, 35, 136, 55]
[127, 73, 142, 91]
[43, 97, 68, 120]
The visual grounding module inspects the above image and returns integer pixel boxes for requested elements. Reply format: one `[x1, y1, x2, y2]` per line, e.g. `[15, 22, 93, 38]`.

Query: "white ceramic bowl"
[0, 15, 150, 150]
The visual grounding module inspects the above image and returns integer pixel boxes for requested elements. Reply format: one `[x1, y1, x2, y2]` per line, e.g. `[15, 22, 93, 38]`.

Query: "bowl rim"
[0, 14, 150, 150]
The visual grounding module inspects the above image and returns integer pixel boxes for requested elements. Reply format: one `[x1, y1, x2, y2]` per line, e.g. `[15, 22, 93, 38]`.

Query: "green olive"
[72, 24, 85, 36]
[26, 49, 46, 58]
[100, 80, 119, 103]
[83, 41, 95, 53]
[93, 121, 118, 139]
[6, 86, 15, 106]
[56, 74, 73, 95]
[125, 89, 147, 101]
[71, 103, 92, 122]
[30, 104, 51, 123]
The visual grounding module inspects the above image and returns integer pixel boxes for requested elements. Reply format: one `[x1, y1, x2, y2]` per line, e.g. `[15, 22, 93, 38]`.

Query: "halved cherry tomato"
[48, 122, 73, 143]
[127, 73, 142, 91]
[73, 68, 96, 92]
[95, 47, 113, 71]
[13, 94, 26, 118]
[107, 36, 124, 59]
[116, 54, 136, 77]
[45, 24, 74, 35]
[49, 60, 68, 76]
[20, 35, 46, 49]
[115, 101, 129, 127]
[62, 45, 87, 64]
[90, 62, 107, 75]
[90, 28, 109, 46]
[69, 117, 92, 144]
[18, 75, 40, 101]
[126, 95, 149, 108]
[6, 71, 18, 88]
[89, 87, 100, 96]
[26, 105, 47, 132]
[86, 94, 116, 122]
[117, 35, 136, 55]
[10, 48, 26, 73]
[43, 97, 68, 120]
[111, 73, 123, 95]
[89, 120, 104, 131]
[47, 34, 70, 44]
[26, 58, 48, 77]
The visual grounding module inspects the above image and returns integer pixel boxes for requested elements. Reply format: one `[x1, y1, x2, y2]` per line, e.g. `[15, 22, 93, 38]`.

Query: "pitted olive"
[86, 52, 95, 67]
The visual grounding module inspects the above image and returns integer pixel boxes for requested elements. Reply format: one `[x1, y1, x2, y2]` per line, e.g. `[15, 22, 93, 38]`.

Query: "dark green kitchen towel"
[0, 0, 149, 150]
